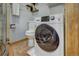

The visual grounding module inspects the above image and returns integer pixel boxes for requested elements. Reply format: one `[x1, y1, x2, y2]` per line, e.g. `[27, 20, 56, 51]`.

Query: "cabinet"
[65, 3, 79, 56]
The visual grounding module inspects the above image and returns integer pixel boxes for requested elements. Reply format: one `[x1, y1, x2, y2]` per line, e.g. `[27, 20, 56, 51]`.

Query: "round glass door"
[35, 24, 59, 52]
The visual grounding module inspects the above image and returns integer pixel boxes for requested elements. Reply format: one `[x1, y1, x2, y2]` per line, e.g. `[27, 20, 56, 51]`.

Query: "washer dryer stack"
[27, 14, 64, 56]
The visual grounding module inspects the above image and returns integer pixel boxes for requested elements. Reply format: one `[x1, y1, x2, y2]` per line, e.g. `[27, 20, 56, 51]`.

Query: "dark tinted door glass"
[35, 24, 59, 52]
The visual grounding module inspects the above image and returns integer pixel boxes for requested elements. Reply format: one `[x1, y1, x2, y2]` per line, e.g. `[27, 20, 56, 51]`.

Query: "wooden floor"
[8, 38, 30, 56]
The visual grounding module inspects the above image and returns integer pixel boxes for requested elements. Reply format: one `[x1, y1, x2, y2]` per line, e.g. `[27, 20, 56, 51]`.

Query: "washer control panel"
[34, 14, 63, 23]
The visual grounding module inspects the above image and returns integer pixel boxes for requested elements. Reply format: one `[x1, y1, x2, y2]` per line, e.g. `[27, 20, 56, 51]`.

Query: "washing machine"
[28, 14, 64, 56]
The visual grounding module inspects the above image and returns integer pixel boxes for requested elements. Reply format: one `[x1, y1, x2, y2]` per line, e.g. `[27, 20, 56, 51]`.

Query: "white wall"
[50, 4, 64, 15]
[10, 4, 33, 42]
[33, 4, 50, 17]
[10, 3, 50, 42]
[10, 3, 64, 42]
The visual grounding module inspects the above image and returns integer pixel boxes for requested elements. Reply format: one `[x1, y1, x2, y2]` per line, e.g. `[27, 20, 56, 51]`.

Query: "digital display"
[41, 16, 49, 22]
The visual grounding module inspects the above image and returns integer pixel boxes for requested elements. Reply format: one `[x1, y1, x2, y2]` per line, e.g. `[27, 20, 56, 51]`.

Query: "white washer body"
[28, 14, 64, 56]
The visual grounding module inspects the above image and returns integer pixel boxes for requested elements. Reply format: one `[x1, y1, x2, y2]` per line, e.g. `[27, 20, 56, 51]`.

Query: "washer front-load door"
[35, 24, 59, 52]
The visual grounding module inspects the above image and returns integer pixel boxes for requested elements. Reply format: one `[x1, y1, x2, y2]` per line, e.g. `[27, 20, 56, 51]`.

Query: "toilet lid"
[35, 24, 59, 52]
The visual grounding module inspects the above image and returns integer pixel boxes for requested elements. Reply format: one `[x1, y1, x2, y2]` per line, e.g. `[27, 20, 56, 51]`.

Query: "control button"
[51, 16, 55, 20]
